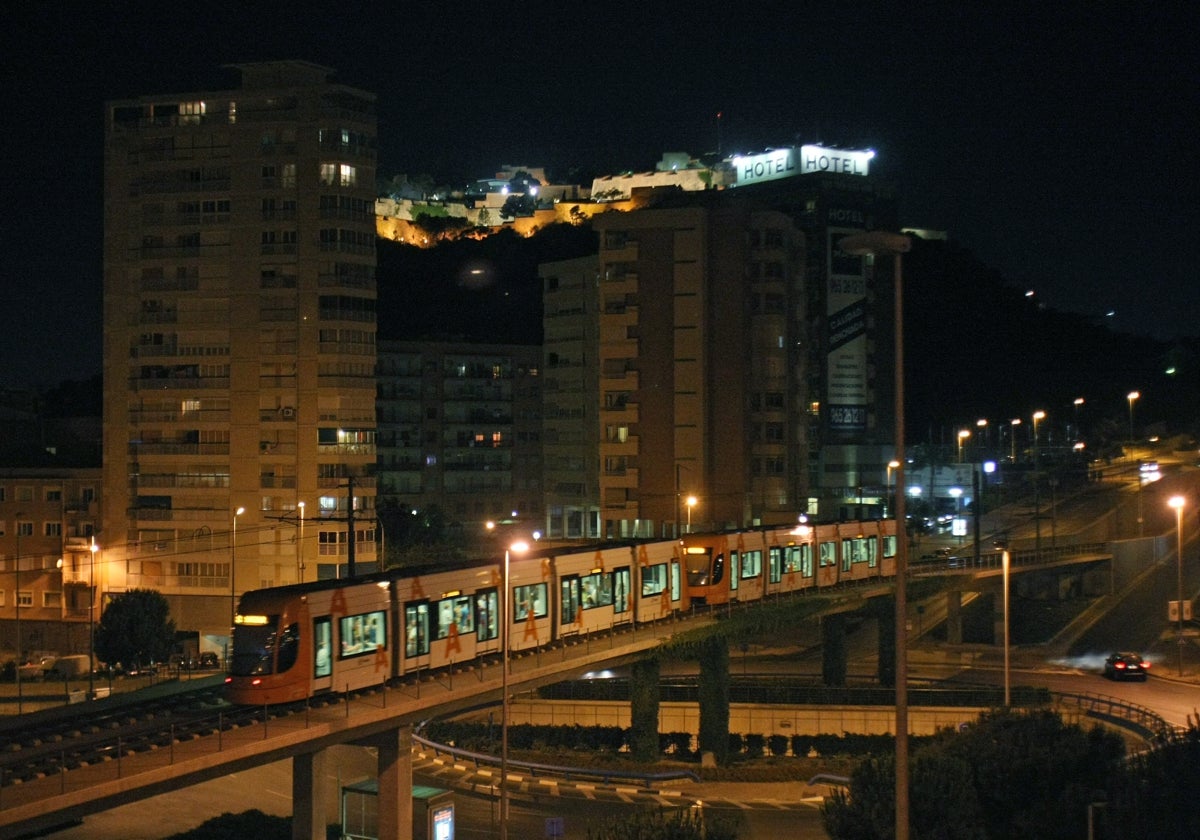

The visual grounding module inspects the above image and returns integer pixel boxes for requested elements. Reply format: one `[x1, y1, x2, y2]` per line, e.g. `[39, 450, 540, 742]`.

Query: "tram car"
[225, 518, 897, 706]
[679, 518, 898, 604]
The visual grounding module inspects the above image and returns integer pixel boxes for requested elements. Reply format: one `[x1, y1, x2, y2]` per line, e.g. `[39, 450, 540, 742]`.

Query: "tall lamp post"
[685, 496, 697, 534]
[956, 429, 970, 463]
[500, 538, 529, 840]
[1169, 495, 1186, 676]
[88, 537, 99, 700]
[14, 514, 24, 715]
[838, 230, 911, 840]
[1126, 391, 1140, 458]
[1032, 411, 1045, 560]
[1009, 418, 1021, 463]
[1002, 549, 1011, 706]
[230, 507, 245, 627]
[886, 460, 901, 518]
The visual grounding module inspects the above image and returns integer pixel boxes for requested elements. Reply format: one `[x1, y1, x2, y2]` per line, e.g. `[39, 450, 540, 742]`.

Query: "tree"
[499, 193, 537, 219]
[628, 658, 660, 762]
[822, 709, 1125, 839]
[697, 634, 731, 765]
[1104, 719, 1200, 837]
[585, 807, 739, 840]
[93, 589, 176, 670]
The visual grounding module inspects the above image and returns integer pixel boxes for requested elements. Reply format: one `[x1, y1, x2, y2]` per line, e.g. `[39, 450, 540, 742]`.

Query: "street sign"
[1168, 600, 1193, 622]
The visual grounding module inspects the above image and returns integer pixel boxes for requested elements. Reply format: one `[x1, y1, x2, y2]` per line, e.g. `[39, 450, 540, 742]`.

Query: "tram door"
[560, 575, 580, 631]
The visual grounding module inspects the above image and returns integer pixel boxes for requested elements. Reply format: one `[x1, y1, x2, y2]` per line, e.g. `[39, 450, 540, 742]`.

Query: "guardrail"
[913, 542, 1109, 574]
[1052, 690, 1179, 744]
[412, 726, 699, 788]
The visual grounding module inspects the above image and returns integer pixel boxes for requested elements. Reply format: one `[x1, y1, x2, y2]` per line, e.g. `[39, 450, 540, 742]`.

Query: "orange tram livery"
[225, 518, 898, 705]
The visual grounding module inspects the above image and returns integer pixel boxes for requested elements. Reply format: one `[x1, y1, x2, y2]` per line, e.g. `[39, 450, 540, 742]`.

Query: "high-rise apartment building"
[589, 198, 810, 537]
[102, 62, 378, 647]
[579, 162, 898, 537]
[539, 255, 602, 540]
[376, 340, 543, 543]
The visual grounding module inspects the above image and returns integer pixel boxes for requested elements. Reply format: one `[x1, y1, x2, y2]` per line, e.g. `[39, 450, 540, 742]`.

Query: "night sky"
[2, 2, 1196, 387]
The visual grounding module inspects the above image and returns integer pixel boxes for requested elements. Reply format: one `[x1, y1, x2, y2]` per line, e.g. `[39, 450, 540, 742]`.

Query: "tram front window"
[685, 548, 713, 586]
[231, 620, 279, 677]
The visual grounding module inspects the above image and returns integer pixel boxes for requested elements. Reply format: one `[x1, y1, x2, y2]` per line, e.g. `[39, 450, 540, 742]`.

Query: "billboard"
[826, 229, 870, 434]
[731, 145, 873, 187]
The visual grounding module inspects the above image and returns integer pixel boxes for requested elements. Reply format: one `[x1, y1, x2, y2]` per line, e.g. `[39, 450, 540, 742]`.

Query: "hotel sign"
[731, 145, 873, 186]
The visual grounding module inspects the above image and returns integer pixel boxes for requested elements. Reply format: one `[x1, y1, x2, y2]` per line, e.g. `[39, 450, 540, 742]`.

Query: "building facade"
[0, 469, 102, 661]
[102, 62, 379, 647]
[576, 161, 899, 536]
[539, 255, 602, 540]
[375, 341, 542, 543]
[588, 198, 810, 537]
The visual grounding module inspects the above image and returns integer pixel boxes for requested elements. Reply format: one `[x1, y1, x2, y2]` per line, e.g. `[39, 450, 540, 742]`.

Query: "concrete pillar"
[375, 723, 414, 840]
[292, 749, 326, 840]
[946, 590, 963, 645]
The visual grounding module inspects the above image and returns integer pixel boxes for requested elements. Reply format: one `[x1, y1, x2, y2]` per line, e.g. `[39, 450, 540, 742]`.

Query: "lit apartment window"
[180, 100, 206, 124]
[320, 163, 356, 187]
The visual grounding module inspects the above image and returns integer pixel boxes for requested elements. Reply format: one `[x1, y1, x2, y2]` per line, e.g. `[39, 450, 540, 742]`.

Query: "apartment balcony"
[129, 377, 230, 391]
[600, 402, 638, 424]
[601, 467, 639, 487]
[600, 437, 639, 457]
[128, 442, 231, 456]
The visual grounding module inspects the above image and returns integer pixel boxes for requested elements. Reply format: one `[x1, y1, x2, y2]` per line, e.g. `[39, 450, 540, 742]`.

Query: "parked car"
[197, 652, 220, 669]
[1103, 652, 1149, 681]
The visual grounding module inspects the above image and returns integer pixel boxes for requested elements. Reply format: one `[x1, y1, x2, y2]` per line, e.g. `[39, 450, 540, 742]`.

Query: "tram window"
[476, 589, 498, 641]
[340, 610, 386, 658]
[513, 582, 548, 621]
[612, 567, 631, 613]
[642, 563, 667, 596]
[313, 617, 332, 678]
[768, 547, 782, 583]
[405, 603, 430, 657]
[818, 541, 837, 567]
[277, 622, 300, 673]
[741, 550, 762, 579]
[883, 535, 897, 559]
[436, 594, 474, 639]
[866, 537, 879, 567]
[580, 571, 612, 609]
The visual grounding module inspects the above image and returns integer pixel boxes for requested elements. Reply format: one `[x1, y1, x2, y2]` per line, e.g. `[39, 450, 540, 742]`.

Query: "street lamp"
[14, 514, 24, 716]
[886, 460, 901, 518]
[1073, 397, 1084, 442]
[957, 429, 970, 464]
[1032, 411, 1045, 560]
[89, 537, 99, 700]
[1127, 391, 1140, 458]
[1169, 495, 1186, 676]
[500, 538, 529, 840]
[976, 418, 988, 454]
[1009, 418, 1021, 463]
[231, 506, 245, 627]
[685, 496, 697, 534]
[838, 229, 912, 840]
[1002, 549, 1011, 706]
